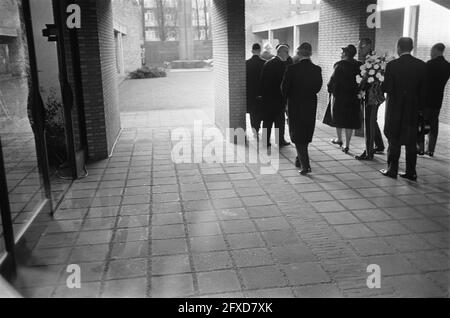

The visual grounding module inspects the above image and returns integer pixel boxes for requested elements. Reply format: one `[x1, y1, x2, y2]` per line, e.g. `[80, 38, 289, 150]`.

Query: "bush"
[129, 66, 167, 79]
[43, 87, 67, 166]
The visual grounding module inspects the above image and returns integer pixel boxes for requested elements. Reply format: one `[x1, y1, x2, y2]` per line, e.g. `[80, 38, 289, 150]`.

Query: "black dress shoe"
[427, 152, 434, 158]
[295, 157, 301, 168]
[399, 172, 417, 181]
[379, 169, 397, 179]
[355, 151, 374, 161]
[342, 147, 350, 154]
[418, 151, 425, 156]
[280, 140, 291, 147]
[299, 168, 312, 176]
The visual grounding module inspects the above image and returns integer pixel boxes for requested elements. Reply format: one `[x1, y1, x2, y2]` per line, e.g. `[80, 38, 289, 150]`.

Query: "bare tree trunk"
[203, 0, 208, 40]
[194, 0, 201, 40]
[156, 0, 166, 41]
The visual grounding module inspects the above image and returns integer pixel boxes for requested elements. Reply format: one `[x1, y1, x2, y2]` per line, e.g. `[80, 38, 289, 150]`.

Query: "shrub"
[129, 66, 167, 79]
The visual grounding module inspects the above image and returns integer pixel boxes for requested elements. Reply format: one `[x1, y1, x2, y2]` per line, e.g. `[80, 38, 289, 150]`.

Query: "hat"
[342, 45, 357, 58]
[276, 43, 290, 52]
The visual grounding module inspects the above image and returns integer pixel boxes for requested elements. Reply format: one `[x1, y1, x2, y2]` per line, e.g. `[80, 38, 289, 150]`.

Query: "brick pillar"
[318, 0, 377, 120]
[211, 0, 246, 132]
[70, 0, 121, 161]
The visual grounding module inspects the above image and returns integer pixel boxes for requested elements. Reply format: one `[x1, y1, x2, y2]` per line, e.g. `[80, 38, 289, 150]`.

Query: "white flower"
[376, 72, 381, 79]
[379, 76, 385, 82]
[369, 69, 376, 76]
[368, 77, 374, 84]
[361, 70, 367, 76]
[360, 65, 366, 71]
[356, 75, 362, 84]
[365, 62, 372, 69]
[374, 64, 380, 70]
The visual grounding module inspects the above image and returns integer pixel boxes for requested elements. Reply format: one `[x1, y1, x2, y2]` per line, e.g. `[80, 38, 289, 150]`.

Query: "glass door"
[0, 0, 52, 255]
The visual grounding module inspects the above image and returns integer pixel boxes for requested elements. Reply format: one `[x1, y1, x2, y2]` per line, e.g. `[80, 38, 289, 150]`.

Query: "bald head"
[431, 43, 446, 59]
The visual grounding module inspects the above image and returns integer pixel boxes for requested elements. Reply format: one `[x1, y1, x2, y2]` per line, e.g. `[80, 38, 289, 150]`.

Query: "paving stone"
[54, 282, 101, 298]
[240, 266, 287, 290]
[152, 224, 186, 239]
[102, 278, 147, 298]
[334, 224, 376, 239]
[111, 241, 149, 259]
[221, 219, 257, 234]
[192, 251, 233, 271]
[198, 270, 241, 294]
[70, 244, 110, 263]
[151, 274, 195, 298]
[190, 235, 227, 253]
[106, 258, 147, 280]
[259, 230, 299, 247]
[76, 230, 113, 246]
[227, 233, 265, 249]
[247, 205, 282, 218]
[322, 212, 360, 225]
[385, 275, 445, 297]
[151, 255, 191, 275]
[232, 248, 275, 267]
[366, 221, 411, 236]
[293, 283, 343, 298]
[246, 287, 295, 298]
[363, 255, 418, 276]
[282, 262, 330, 286]
[254, 217, 291, 231]
[187, 222, 222, 236]
[349, 238, 396, 256]
[271, 244, 316, 264]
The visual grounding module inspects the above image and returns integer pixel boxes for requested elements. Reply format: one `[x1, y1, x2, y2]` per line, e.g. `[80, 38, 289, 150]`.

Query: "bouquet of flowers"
[356, 53, 394, 106]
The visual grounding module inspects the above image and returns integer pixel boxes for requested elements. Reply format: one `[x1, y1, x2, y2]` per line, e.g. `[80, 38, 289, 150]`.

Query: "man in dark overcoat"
[260, 44, 291, 147]
[281, 43, 323, 175]
[417, 43, 450, 157]
[380, 37, 427, 181]
[246, 43, 266, 136]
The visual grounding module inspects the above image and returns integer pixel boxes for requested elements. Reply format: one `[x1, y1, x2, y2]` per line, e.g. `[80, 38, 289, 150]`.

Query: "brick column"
[318, 0, 377, 119]
[211, 0, 246, 132]
[69, 0, 121, 161]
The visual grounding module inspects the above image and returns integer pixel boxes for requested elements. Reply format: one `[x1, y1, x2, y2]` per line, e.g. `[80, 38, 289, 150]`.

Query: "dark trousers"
[387, 140, 417, 176]
[263, 111, 286, 145]
[418, 108, 440, 153]
[364, 104, 384, 153]
[295, 143, 310, 170]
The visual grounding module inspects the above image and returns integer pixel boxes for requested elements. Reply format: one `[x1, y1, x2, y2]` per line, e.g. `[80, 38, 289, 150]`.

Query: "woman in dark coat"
[327, 45, 362, 153]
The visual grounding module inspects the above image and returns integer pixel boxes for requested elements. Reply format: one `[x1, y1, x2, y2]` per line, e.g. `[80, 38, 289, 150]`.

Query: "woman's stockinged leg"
[345, 129, 353, 148]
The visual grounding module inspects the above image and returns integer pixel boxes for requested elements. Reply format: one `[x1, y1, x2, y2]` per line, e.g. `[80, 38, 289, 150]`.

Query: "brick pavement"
[11, 110, 450, 298]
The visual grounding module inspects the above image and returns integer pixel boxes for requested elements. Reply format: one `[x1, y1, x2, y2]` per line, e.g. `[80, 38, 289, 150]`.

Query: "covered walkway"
[12, 110, 450, 297]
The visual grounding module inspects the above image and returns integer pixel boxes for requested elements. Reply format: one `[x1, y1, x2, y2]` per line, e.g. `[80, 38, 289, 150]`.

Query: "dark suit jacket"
[246, 55, 266, 113]
[382, 54, 427, 145]
[260, 56, 288, 120]
[426, 56, 450, 109]
[281, 59, 323, 144]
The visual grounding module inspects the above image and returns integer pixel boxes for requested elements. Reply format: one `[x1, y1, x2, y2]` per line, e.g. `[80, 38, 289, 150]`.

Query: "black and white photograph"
[0, 0, 449, 304]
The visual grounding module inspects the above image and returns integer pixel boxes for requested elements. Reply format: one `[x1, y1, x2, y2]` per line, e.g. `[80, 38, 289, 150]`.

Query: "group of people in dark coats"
[246, 37, 450, 180]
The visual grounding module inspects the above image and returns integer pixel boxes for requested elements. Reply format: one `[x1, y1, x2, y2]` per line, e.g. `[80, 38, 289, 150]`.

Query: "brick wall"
[112, 0, 143, 74]
[415, 1, 450, 124]
[67, 0, 120, 161]
[144, 40, 213, 66]
[317, 0, 377, 119]
[96, 0, 121, 157]
[212, 0, 246, 132]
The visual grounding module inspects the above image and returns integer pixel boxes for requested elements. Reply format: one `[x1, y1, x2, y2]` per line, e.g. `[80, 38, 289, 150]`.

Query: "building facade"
[112, 0, 145, 78]
[249, 0, 450, 123]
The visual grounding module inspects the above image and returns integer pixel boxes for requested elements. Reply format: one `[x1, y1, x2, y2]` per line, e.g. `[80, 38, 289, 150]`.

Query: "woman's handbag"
[322, 94, 334, 127]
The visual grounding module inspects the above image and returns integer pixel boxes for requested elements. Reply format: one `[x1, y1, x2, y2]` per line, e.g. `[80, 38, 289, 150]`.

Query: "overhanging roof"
[431, 0, 450, 9]
[252, 10, 319, 33]
[0, 27, 17, 38]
